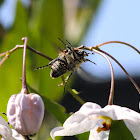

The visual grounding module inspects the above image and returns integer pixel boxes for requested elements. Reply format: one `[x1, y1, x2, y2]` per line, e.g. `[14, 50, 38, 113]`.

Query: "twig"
[0, 44, 53, 64]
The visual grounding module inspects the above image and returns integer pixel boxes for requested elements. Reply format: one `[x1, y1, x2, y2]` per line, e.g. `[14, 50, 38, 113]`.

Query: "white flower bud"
[7, 92, 44, 136]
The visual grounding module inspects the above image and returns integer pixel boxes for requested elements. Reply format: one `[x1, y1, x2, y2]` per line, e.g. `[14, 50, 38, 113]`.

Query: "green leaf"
[109, 120, 135, 140]
[28, 84, 69, 124]
[76, 132, 89, 140]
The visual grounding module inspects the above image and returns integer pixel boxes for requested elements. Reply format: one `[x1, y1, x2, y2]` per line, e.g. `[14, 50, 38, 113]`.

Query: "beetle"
[35, 39, 95, 85]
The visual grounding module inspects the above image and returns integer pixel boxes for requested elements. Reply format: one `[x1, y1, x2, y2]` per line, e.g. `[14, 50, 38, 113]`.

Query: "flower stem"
[21, 37, 29, 94]
[99, 49, 140, 94]
[95, 41, 140, 54]
[92, 49, 114, 105]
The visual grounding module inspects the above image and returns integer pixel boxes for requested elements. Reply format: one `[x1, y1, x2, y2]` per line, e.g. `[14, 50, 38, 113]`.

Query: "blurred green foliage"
[0, 0, 3, 5]
[0, 0, 100, 140]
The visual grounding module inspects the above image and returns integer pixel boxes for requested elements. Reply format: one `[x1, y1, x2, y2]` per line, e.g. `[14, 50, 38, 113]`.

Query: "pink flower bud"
[7, 92, 44, 136]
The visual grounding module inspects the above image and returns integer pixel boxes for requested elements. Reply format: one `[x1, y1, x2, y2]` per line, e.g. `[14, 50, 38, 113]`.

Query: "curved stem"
[92, 48, 114, 105]
[96, 41, 140, 54]
[99, 49, 140, 94]
[21, 37, 29, 94]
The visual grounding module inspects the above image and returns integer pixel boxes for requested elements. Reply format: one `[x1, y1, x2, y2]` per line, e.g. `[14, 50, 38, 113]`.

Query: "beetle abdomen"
[50, 61, 68, 78]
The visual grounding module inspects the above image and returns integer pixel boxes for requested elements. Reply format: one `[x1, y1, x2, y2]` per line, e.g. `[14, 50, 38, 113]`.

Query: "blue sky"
[0, 0, 140, 80]
[82, 0, 140, 80]
[0, 0, 16, 28]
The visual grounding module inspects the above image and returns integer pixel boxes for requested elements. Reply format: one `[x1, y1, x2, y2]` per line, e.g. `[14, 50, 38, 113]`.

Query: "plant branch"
[0, 44, 53, 66]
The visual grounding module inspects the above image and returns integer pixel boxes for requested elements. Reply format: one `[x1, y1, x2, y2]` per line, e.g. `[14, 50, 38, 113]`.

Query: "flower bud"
[7, 92, 44, 136]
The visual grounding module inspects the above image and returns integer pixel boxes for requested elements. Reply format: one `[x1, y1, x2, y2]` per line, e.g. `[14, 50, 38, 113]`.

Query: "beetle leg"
[59, 71, 73, 93]
[63, 71, 73, 93]
[66, 71, 73, 82]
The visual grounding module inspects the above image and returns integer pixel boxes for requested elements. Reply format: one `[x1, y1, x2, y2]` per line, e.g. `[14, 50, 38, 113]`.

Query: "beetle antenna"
[65, 40, 74, 51]
[34, 64, 49, 70]
[66, 40, 73, 47]
[58, 38, 67, 46]
[58, 38, 73, 50]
